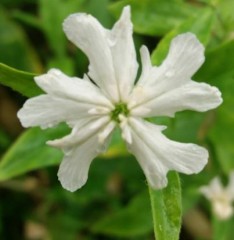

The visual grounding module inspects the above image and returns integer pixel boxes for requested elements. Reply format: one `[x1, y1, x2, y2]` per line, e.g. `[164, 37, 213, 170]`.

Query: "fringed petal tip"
[209, 85, 223, 108]
[63, 13, 89, 33]
[34, 68, 64, 90]
[130, 81, 223, 118]
[58, 169, 88, 192]
[189, 144, 208, 174]
[16, 95, 62, 129]
[127, 118, 209, 190]
[166, 32, 205, 79]
[172, 32, 205, 56]
[17, 108, 27, 128]
[56, 132, 108, 192]
[119, 6, 131, 24]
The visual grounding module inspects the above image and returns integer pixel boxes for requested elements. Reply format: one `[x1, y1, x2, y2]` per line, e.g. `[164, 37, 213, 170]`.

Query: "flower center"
[111, 103, 129, 123]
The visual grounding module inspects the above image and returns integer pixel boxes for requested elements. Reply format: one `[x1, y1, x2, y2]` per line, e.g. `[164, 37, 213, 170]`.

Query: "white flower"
[17, 6, 222, 192]
[200, 172, 234, 220]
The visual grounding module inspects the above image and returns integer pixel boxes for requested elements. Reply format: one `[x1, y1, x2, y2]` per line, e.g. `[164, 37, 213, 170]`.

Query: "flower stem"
[148, 172, 182, 240]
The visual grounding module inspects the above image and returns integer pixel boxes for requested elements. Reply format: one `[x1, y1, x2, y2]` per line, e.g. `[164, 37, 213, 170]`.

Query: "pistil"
[110, 103, 129, 123]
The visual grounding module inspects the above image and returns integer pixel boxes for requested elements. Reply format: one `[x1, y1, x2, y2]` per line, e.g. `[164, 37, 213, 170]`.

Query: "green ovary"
[111, 103, 129, 123]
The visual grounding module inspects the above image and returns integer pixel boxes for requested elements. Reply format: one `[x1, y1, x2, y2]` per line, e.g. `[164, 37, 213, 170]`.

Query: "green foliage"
[217, 0, 234, 33]
[0, 0, 234, 239]
[38, 0, 83, 73]
[212, 216, 233, 240]
[81, 0, 113, 27]
[196, 40, 234, 82]
[146, 8, 215, 238]
[196, 40, 234, 173]
[0, 63, 42, 97]
[0, 124, 69, 181]
[0, 7, 41, 72]
[0, 128, 11, 152]
[149, 172, 182, 240]
[0, 125, 128, 181]
[151, 7, 215, 65]
[92, 191, 152, 237]
[109, 0, 204, 36]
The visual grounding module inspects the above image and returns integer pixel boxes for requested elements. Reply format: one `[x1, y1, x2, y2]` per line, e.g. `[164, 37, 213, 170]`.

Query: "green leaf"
[0, 63, 42, 97]
[0, 125, 128, 181]
[48, 56, 75, 75]
[0, 7, 42, 72]
[0, 128, 11, 152]
[151, 7, 215, 65]
[0, 124, 69, 181]
[150, 111, 206, 143]
[148, 172, 182, 240]
[195, 40, 234, 83]
[109, 0, 204, 36]
[101, 128, 128, 158]
[212, 216, 233, 240]
[181, 173, 212, 214]
[47, 213, 84, 240]
[217, 0, 234, 33]
[195, 40, 234, 173]
[208, 102, 234, 174]
[12, 10, 42, 29]
[39, 0, 84, 57]
[92, 191, 153, 238]
[81, 0, 113, 28]
[39, 0, 68, 57]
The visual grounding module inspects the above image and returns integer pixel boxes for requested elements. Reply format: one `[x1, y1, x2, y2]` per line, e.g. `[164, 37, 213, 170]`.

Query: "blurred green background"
[0, 0, 234, 239]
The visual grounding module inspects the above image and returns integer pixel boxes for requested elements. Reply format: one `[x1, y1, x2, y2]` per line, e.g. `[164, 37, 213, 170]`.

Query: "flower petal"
[200, 175, 234, 220]
[57, 133, 103, 192]
[35, 69, 113, 108]
[200, 177, 223, 200]
[63, 13, 119, 102]
[126, 118, 208, 189]
[131, 81, 223, 117]
[119, 114, 132, 144]
[109, 6, 138, 101]
[51, 119, 115, 192]
[226, 171, 234, 200]
[17, 95, 96, 129]
[139, 32, 204, 87]
[47, 116, 111, 148]
[129, 33, 206, 109]
[213, 201, 233, 220]
[137, 45, 154, 85]
[18, 69, 114, 129]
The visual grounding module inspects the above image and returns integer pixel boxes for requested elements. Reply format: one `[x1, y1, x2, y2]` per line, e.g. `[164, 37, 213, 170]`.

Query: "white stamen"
[88, 106, 110, 115]
[119, 114, 132, 144]
[89, 116, 110, 130]
[121, 125, 132, 144]
[98, 121, 116, 144]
